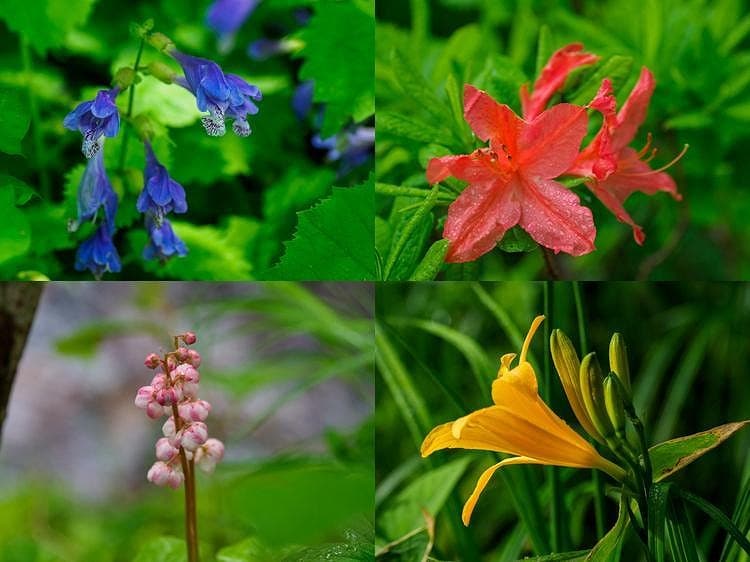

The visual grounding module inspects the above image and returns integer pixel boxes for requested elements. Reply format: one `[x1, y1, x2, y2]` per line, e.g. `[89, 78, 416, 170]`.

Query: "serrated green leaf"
[0, 86, 30, 154]
[410, 239, 449, 281]
[263, 177, 375, 280]
[649, 421, 750, 482]
[586, 498, 629, 561]
[0, 0, 96, 55]
[379, 458, 471, 540]
[297, 1, 374, 136]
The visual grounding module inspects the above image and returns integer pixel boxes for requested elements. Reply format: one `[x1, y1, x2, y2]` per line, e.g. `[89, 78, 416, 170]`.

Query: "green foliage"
[376, 0, 750, 280]
[297, 1, 375, 136]
[0, 0, 373, 280]
[264, 177, 376, 280]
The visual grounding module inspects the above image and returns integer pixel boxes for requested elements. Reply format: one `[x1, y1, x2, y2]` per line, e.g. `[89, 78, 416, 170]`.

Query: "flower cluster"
[427, 43, 687, 263]
[135, 332, 224, 488]
[63, 24, 262, 276]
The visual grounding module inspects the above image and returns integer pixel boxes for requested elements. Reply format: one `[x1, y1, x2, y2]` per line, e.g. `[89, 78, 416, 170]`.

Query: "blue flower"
[206, 0, 260, 51]
[247, 38, 293, 61]
[313, 126, 374, 175]
[75, 224, 121, 278]
[143, 216, 188, 261]
[291, 80, 315, 121]
[170, 50, 262, 137]
[63, 88, 121, 158]
[137, 142, 187, 221]
[73, 149, 118, 234]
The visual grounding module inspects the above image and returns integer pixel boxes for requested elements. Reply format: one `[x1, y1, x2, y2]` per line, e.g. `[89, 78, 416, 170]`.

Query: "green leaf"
[0, 87, 30, 154]
[376, 524, 434, 562]
[378, 111, 454, 145]
[519, 552, 589, 561]
[1, 175, 39, 205]
[297, 1, 374, 136]
[585, 498, 629, 561]
[649, 421, 750, 482]
[56, 320, 162, 357]
[498, 226, 537, 253]
[0, 0, 97, 55]
[648, 482, 672, 562]
[666, 497, 700, 562]
[385, 192, 438, 281]
[123, 77, 201, 129]
[132, 536, 187, 562]
[0, 188, 31, 265]
[390, 49, 450, 121]
[263, 177, 375, 280]
[569, 56, 634, 106]
[410, 239, 449, 280]
[473, 55, 527, 114]
[379, 458, 471, 540]
[216, 537, 276, 562]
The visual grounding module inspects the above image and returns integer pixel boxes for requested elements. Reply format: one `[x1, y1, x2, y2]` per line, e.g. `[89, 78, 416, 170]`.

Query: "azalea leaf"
[498, 226, 537, 253]
[410, 239, 450, 281]
[297, 1, 374, 136]
[0, 86, 31, 155]
[568, 55, 634, 106]
[585, 498, 629, 561]
[385, 193, 438, 280]
[263, 177, 375, 280]
[649, 421, 750, 482]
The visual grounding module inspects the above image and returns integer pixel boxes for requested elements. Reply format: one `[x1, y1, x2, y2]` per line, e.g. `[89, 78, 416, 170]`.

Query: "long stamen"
[520, 315, 545, 364]
[642, 147, 658, 164]
[623, 144, 689, 177]
[636, 132, 653, 158]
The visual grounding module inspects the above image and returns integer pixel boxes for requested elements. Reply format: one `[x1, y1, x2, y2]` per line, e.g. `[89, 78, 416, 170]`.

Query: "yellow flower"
[421, 315, 626, 525]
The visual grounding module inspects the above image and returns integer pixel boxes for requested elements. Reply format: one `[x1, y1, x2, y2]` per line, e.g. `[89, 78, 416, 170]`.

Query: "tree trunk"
[0, 282, 44, 449]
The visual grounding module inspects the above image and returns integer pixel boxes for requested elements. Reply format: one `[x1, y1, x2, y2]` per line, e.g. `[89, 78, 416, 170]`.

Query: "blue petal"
[169, 179, 188, 213]
[200, 63, 230, 103]
[91, 90, 117, 118]
[63, 100, 93, 131]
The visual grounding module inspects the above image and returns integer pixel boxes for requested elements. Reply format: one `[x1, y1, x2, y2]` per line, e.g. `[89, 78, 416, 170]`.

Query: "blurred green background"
[375, 0, 750, 280]
[376, 282, 750, 560]
[0, 282, 374, 561]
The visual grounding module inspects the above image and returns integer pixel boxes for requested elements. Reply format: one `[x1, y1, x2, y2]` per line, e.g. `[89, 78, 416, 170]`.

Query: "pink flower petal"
[518, 177, 596, 256]
[519, 103, 588, 178]
[463, 85, 523, 154]
[444, 173, 521, 263]
[520, 43, 599, 120]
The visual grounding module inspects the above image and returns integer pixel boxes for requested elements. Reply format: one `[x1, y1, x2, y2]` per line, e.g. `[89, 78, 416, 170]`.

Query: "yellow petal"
[519, 315, 545, 364]
[462, 456, 549, 525]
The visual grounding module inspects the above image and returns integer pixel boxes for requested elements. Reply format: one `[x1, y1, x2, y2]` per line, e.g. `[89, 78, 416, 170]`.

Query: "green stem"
[572, 282, 606, 538]
[544, 282, 564, 551]
[20, 37, 50, 200]
[118, 37, 146, 173]
[409, 0, 429, 48]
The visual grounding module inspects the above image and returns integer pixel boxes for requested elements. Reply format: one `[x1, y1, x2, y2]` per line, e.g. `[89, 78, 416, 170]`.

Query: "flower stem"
[171, 402, 199, 562]
[20, 37, 51, 200]
[572, 282, 606, 538]
[118, 36, 146, 173]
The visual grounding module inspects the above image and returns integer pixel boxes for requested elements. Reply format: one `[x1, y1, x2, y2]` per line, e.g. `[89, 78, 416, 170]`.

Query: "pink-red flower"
[427, 84, 596, 263]
[567, 68, 686, 244]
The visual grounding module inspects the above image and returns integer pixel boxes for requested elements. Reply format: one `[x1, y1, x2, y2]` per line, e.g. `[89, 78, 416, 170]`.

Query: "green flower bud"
[603, 373, 627, 439]
[579, 353, 615, 441]
[113, 67, 138, 90]
[550, 329, 605, 444]
[146, 61, 176, 85]
[609, 333, 631, 395]
[132, 114, 155, 141]
[147, 32, 174, 52]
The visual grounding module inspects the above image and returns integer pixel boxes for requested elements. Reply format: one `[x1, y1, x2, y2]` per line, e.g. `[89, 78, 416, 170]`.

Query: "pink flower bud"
[178, 399, 211, 422]
[183, 331, 197, 345]
[162, 417, 176, 439]
[166, 470, 184, 489]
[146, 401, 165, 419]
[180, 422, 208, 451]
[195, 438, 225, 473]
[187, 349, 201, 367]
[155, 437, 179, 461]
[175, 347, 189, 361]
[147, 461, 171, 486]
[174, 364, 200, 383]
[150, 372, 167, 389]
[134, 386, 154, 409]
[182, 382, 199, 399]
[144, 353, 161, 369]
[155, 385, 183, 406]
[166, 355, 178, 371]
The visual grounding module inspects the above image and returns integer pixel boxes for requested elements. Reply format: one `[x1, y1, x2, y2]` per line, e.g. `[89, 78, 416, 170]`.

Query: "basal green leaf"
[649, 421, 750, 482]
[263, 176, 375, 280]
[0, 86, 30, 155]
[297, 1, 374, 136]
